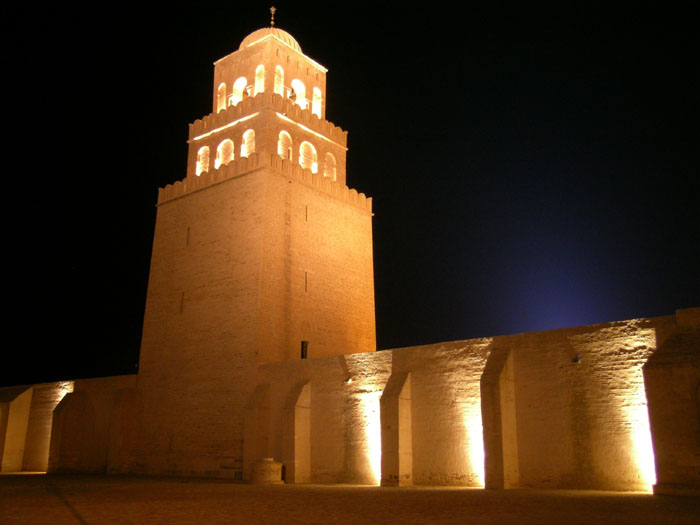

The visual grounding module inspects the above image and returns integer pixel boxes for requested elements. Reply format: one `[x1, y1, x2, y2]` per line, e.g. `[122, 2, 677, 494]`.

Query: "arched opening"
[278, 131, 292, 160]
[196, 146, 210, 175]
[312, 87, 322, 117]
[254, 65, 265, 95]
[282, 382, 311, 483]
[380, 373, 413, 486]
[217, 83, 227, 112]
[274, 66, 284, 96]
[299, 141, 317, 173]
[323, 152, 336, 180]
[241, 130, 255, 158]
[290, 79, 307, 109]
[215, 139, 234, 168]
[230, 77, 248, 106]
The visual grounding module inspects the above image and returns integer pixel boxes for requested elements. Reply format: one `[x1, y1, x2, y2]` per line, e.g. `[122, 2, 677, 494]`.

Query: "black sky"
[5, 3, 698, 386]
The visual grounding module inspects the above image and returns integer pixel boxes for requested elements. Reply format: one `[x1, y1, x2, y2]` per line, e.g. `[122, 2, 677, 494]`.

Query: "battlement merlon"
[157, 152, 373, 214]
[188, 92, 348, 148]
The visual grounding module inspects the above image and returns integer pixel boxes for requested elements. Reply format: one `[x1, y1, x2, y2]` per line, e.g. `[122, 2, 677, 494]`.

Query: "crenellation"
[7, 21, 696, 497]
[188, 92, 347, 147]
[159, 153, 371, 213]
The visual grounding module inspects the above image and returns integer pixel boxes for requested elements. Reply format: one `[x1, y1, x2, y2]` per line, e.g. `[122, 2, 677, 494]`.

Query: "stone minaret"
[135, 23, 376, 476]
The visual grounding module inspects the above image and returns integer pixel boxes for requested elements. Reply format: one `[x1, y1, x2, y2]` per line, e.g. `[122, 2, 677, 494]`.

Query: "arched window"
[312, 87, 322, 118]
[299, 141, 317, 173]
[217, 83, 227, 112]
[196, 146, 210, 175]
[230, 77, 248, 106]
[254, 65, 265, 95]
[277, 131, 292, 160]
[241, 129, 255, 158]
[274, 66, 284, 96]
[290, 79, 307, 109]
[215, 139, 234, 169]
[323, 152, 336, 180]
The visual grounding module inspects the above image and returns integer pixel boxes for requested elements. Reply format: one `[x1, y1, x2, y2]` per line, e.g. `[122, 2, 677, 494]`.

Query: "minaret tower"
[136, 16, 376, 475]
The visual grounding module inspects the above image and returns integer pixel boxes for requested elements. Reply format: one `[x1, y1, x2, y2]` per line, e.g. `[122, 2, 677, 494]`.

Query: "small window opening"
[290, 79, 307, 109]
[215, 139, 234, 168]
[241, 129, 255, 158]
[217, 83, 227, 112]
[312, 87, 322, 117]
[277, 131, 292, 160]
[274, 65, 284, 96]
[323, 152, 336, 180]
[230, 77, 248, 106]
[254, 64, 265, 95]
[196, 146, 210, 175]
[301, 341, 308, 359]
[299, 141, 317, 173]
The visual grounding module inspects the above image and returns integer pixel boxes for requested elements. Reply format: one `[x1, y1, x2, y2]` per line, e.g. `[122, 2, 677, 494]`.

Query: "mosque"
[1, 20, 698, 496]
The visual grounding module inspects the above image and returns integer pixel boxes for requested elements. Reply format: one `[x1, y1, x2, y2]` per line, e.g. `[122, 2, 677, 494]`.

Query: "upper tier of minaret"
[184, 23, 350, 187]
[212, 26, 328, 120]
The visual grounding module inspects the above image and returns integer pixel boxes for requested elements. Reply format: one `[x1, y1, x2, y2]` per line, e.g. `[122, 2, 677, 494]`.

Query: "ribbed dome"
[240, 28, 301, 52]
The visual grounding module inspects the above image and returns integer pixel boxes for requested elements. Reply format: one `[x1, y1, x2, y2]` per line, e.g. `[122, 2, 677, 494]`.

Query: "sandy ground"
[1, 474, 699, 524]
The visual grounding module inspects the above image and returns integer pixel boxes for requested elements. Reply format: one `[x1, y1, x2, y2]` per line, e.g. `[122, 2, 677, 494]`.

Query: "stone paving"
[1, 474, 699, 524]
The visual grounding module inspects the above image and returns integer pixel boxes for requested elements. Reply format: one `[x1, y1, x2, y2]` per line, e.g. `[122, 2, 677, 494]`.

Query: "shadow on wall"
[48, 385, 142, 475]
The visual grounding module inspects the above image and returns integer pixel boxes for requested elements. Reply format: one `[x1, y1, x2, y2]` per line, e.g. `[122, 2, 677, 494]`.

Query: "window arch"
[230, 77, 248, 106]
[274, 66, 284, 96]
[278, 131, 292, 160]
[323, 152, 336, 180]
[299, 141, 317, 173]
[196, 146, 210, 175]
[215, 139, 234, 168]
[254, 65, 265, 95]
[241, 130, 255, 158]
[312, 87, 322, 117]
[217, 83, 227, 112]
[290, 79, 307, 109]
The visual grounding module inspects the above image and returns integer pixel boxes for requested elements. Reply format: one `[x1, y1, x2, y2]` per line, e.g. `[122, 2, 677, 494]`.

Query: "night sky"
[5, 3, 698, 386]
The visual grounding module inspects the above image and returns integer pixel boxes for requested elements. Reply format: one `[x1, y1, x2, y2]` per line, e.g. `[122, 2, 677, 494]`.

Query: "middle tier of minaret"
[187, 91, 348, 184]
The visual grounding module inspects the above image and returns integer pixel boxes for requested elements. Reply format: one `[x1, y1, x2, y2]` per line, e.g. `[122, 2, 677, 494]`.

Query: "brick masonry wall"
[22, 382, 74, 471]
[390, 340, 492, 486]
[33, 310, 698, 490]
[482, 315, 677, 491]
[257, 171, 375, 362]
[259, 351, 391, 484]
[255, 314, 694, 490]
[136, 163, 373, 476]
[258, 340, 491, 486]
[137, 170, 266, 476]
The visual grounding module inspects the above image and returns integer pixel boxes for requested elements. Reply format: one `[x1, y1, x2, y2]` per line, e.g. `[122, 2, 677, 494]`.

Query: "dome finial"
[270, 6, 276, 27]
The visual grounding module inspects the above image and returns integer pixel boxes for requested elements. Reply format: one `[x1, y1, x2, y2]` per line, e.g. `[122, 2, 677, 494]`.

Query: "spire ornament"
[270, 6, 276, 27]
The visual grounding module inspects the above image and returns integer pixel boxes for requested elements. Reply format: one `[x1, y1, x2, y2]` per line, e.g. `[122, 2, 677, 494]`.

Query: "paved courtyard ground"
[1, 474, 699, 524]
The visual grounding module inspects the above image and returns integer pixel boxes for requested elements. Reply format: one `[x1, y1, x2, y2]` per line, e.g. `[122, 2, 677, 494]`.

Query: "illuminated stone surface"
[1, 23, 698, 496]
[0, 382, 73, 473]
[643, 308, 700, 495]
